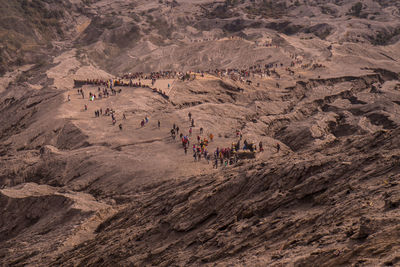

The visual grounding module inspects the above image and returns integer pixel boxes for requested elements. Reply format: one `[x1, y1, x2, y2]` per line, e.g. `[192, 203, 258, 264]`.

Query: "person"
[119, 124, 122, 130]
[193, 152, 197, 161]
[176, 126, 179, 135]
[171, 128, 175, 137]
[141, 120, 145, 127]
[158, 120, 161, 129]
[191, 118, 195, 127]
[189, 127, 192, 136]
[277, 143, 280, 153]
[173, 123, 176, 130]
[84, 104, 87, 111]
[197, 135, 200, 143]
[259, 141, 264, 152]
[184, 145, 188, 155]
[214, 154, 218, 168]
[145, 117, 149, 123]
[209, 133, 213, 141]
[200, 127, 203, 134]
[188, 112, 192, 121]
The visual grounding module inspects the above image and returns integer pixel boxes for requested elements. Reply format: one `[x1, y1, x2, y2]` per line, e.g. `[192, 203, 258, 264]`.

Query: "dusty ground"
[1, 0, 400, 266]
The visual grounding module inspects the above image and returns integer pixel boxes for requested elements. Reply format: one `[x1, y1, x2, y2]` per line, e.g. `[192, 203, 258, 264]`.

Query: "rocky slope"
[1, 0, 400, 266]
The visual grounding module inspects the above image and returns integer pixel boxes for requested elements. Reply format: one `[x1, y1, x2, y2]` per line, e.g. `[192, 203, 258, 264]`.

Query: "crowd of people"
[163, 111, 276, 169]
[72, 70, 285, 170]
[121, 71, 180, 80]
[74, 52, 315, 100]
[74, 78, 170, 100]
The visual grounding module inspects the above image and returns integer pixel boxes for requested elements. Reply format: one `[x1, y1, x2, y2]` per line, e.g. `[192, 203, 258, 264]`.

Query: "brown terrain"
[1, 0, 400, 266]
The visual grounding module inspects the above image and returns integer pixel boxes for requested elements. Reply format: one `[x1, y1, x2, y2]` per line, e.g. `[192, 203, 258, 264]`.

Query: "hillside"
[0, 0, 400, 266]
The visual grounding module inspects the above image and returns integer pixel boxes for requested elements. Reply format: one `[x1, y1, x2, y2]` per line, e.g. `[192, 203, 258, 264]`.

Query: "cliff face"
[1, 0, 400, 266]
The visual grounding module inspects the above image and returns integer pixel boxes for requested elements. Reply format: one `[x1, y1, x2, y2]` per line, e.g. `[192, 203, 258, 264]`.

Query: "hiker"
[250, 144, 255, 152]
[189, 127, 192, 136]
[200, 127, 203, 134]
[259, 141, 264, 152]
[176, 126, 179, 135]
[193, 152, 197, 161]
[141, 120, 145, 127]
[244, 140, 249, 150]
[158, 120, 161, 129]
[145, 116, 149, 123]
[173, 123, 176, 130]
[171, 129, 176, 139]
[197, 135, 200, 143]
[191, 118, 194, 127]
[188, 112, 192, 121]
[209, 133, 214, 141]
[84, 104, 87, 111]
[119, 124, 122, 130]
[277, 143, 280, 153]
[214, 153, 218, 168]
